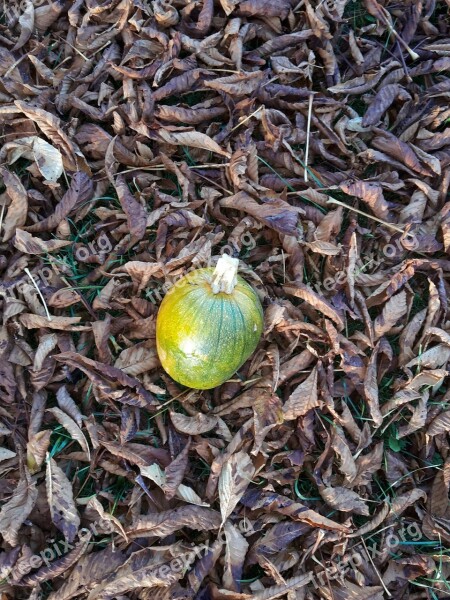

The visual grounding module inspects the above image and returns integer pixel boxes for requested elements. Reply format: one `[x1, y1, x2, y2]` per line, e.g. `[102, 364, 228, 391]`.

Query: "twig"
[117, 162, 230, 175]
[4, 54, 28, 78]
[384, 18, 419, 61]
[229, 106, 263, 133]
[190, 170, 232, 195]
[326, 197, 407, 234]
[0, 203, 5, 236]
[24, 267, 52, 321]
[371, 5, 419, 61]
[359, 536, 392, 597]
[304, 93, 313, 182]
[54, 34, 89, 61]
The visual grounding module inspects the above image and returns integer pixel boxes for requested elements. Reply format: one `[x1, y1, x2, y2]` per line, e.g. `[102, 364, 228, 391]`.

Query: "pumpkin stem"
[211, 255, 239, 294]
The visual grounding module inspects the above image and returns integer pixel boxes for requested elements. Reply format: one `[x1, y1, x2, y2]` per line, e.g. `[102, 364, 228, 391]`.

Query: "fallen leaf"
[219, 451, 255, 526]
[1, 168, 28, 242]
[47, 408, 90, 458]
[46, 457, 80, 542]
[0, 468, 37, 546]
[283, 366, 321, 420]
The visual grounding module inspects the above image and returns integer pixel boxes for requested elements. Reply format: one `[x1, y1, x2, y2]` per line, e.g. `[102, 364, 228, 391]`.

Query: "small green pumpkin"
[156, 255, 263, 389]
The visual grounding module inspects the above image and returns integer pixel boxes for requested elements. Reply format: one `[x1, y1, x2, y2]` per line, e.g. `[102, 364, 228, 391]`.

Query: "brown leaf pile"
[0, 0, 450, 598]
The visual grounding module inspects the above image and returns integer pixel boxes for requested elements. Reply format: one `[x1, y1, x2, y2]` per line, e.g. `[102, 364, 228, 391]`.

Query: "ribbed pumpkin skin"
[156, 267, 263, 389]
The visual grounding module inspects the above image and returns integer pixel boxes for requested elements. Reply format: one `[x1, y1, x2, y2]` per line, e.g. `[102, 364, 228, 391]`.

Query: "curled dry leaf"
[362, 84, 411, 127]
[86, 496, 128, 541]
[387, 489, 427, 520]
[284, 283, 344, 330]
[141, 463, 208, 506]
[54, 352, 157, 410]
[47, 408, 90, 458]
[427, 410, 450, 436]
[223, 521, 249, 592]
[56, 386, 83, 428]
[19, 531, 92, 585]
[3, 136, 64, 182]
[241, 489, 350, 532]
[373, 290, 407, 340]
[127, 506, 222, 538]
[12, 0, 34, 51]
[0, 468, 37, 546]
[157, 128, 231, 158]
[204, 71, 265, 95]
[26, 172, 94, 233]
[220, 192, 301, 236]
[163, 438, 191, 500]
[14, 229, 71, 254]
[27, 430, 51, 474]
[219, 451, 255, 526]
[115, 174, 147, 242]
[283, 365, 320, 421]
[319, 486, 370, 516]
[46, 457, 80, 543]
[170, 411, 218, 435]
[1, 167, 28, 242]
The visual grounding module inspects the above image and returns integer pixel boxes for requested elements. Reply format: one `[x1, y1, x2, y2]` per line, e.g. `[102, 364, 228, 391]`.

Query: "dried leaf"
[219, 451, 255, 526]
[115, 174, 147, 241]
[47, 408, 90, 458]
[362, 84, 411, 127]
[27, 430, 51, 474]
[0, 468, 37, 546]
[164, 438, 191, 500]
[4, 136, 63, 182]
[86, 496, 128, 541]
[204, 71, 265, 96]
[373, 290, 407, 340]
[427, 410, 450, 436]
[1, 168, 28, 242]
[14, 229, 71, 254]
[127, 506, 221, 538]
[241, 489, 350, 532]
[320, 486, 370, 516]
[56, 386, 83, 428]
[223, 521, 249, 591]
[283, 366, 321, 420]
[46, 457, 80, 542]
[284, 283, 344, 330]
[170, 411, 218, 435]
[157, 128, 230, 158]
[140, 463, 208, 506]
[26, 172, 93, 233]
[221, 192, 301, 236]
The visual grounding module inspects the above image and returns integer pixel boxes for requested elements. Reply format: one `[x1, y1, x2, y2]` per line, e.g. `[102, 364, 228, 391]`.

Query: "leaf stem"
[211, 255, 239, 294]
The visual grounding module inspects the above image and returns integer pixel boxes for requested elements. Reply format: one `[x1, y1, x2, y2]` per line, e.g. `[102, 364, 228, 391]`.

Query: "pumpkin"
[156, 255, 264, 389]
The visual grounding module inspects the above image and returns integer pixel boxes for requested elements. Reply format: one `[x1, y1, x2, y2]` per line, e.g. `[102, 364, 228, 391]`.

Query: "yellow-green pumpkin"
[156, 255, 263, 389]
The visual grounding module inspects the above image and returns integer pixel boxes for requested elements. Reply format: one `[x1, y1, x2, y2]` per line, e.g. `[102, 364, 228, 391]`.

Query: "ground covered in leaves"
[0, 0, 450, 598]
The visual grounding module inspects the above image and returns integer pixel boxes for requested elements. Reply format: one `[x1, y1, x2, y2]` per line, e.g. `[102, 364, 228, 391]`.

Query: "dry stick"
[54, 34, 89, 61]
[359, 536, 392, 597]
[4, 54, 28, 78]
[117, 162, 230, 175]
[24, 267, 52, 321]
[59, 274, 98, 321]
[382, 14, 419, 61]
[0, 203, 5, 236]
[229, 105, 263, 133]
[396, 39, 413, 83]
[326, 197, 407, 234]
[304, 93, 313, 182]
[191, 169, 233, 195]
